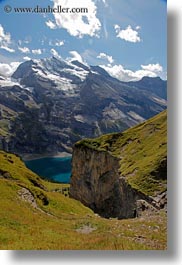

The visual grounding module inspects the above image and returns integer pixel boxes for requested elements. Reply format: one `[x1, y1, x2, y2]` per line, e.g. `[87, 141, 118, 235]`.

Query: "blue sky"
[0, 0, 167, 81]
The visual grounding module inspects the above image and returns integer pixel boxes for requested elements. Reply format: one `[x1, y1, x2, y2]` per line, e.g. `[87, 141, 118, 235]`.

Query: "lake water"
[24, 156, 72, 183]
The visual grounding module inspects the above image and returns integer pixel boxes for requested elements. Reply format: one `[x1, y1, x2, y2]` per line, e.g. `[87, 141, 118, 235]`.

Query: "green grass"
[0, 148, 167, 250]
[0, 119, 10, 136]
[75, 110, 167, 196]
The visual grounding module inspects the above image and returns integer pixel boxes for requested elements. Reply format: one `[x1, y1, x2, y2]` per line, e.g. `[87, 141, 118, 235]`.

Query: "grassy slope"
[75, 110, 167, 196]
[0, 149, 166, 250]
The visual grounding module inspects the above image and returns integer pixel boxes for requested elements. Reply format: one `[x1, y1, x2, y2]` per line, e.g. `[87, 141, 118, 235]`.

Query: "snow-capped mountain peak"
[11, 56, 91, 95]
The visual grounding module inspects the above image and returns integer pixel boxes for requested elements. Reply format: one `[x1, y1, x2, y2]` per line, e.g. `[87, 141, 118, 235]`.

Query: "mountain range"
[0, 56, 167, 156]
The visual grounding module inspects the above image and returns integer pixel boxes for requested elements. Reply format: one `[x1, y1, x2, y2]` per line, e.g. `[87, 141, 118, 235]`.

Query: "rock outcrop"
[70, 145, 162, 219]
[70, 146, 138, 218]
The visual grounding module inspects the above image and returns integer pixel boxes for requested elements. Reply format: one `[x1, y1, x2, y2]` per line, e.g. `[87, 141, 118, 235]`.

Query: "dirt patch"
[76, 224, 97, 234]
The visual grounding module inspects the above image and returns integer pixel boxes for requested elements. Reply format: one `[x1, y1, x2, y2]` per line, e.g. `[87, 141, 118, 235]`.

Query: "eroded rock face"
[70, 146, 145, 219]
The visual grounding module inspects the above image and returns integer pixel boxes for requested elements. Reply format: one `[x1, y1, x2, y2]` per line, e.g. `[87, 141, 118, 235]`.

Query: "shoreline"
[21, 152, 72, 161]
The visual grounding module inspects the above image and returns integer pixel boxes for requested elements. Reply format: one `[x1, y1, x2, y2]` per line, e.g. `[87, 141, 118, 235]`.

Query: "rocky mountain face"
[0, 57, 167, 156]
[70, 111, 167, 219]
[70, 146, 140, 219]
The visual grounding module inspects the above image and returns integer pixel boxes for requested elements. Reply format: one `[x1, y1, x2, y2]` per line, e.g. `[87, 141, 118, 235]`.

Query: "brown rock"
[70, 146, 146, 219]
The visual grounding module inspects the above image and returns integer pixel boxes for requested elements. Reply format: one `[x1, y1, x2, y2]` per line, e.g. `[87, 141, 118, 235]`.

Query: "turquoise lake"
[24, 157, 72, 183]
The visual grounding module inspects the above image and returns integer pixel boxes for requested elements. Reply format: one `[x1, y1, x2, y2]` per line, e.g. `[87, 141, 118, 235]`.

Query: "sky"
[0, 0, 167, 81]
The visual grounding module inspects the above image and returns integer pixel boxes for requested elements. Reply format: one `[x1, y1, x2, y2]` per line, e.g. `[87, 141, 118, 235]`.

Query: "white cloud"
[114, 24, 141, 43]
[46, 20, 57, 29]
[32, 49, 42, 55]
[0, 24, 11, 44]
[0, 62, 21, 77]
[18, 46, 30, 54]
[97, 52, 114, 64]
[52, 0, 101, 38]
[141, 63, 163, 73]
[0, 24, 15, 53]
[100, 63, 164, 82]
[49, 39, 65, 46]
[0, 46, 15, 53]
[55, 40, 64, 46]
[69, 51, 84, 63]
[23, 56, 31, 61]
[50, 48, 61, 58]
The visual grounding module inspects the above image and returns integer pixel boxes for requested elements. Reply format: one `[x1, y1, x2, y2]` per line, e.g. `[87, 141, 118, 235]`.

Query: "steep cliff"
[70, 110, 167, 219]
[70, 146, 143, 218]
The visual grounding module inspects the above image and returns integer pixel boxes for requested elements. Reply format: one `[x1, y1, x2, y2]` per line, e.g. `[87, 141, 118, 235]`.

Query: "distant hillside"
[128, 76, 167, 100]
[70, 110, 167, 219]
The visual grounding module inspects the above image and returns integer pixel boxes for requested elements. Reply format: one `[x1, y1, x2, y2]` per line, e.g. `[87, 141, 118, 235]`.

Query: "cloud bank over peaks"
[51, 0, 101, 38]
[141, 63, 163, 73]
[0, 62, 21, 77]
[100, 63, 165, 82]
[69, 51, 84, 63]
